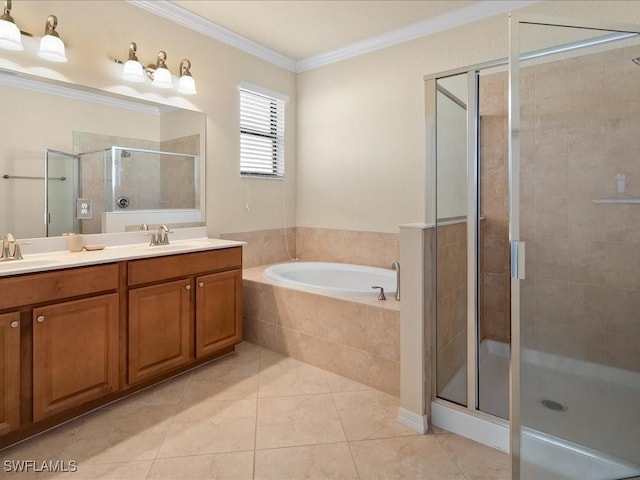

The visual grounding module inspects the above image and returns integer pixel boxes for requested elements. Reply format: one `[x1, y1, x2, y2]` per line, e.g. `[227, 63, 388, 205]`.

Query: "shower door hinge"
[511, 241, 526, 280]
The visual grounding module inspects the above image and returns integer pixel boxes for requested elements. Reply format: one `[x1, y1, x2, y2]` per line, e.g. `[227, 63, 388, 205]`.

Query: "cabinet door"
[195, 269, 242, 358]
[0, 312, 20, 435]
[33, 294, 119, 422]
[128, 279, 192, 384]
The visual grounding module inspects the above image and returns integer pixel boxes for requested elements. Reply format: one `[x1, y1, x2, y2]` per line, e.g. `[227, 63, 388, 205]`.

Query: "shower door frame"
[427, 63, 510, 428]
[507, 13, 640, 479]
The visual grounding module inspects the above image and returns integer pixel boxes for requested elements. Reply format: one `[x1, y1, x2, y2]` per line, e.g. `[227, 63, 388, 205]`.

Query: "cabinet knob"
[37, 315, 45, 323]
[185, 285, 191, 290]
[10, 321, 19, 328]
[199, 282, 204, 288]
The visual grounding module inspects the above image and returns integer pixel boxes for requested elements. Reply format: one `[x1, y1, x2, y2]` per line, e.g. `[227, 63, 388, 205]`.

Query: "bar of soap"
[83, 244, 106, 251]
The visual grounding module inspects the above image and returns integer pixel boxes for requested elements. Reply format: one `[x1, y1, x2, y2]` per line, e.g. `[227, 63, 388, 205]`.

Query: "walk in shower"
[45, 146, 199, 235]
[428, 14, 640, 480]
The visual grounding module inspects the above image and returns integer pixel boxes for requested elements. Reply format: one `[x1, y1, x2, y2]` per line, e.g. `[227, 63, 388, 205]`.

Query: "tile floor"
[0, 342, 510, 479]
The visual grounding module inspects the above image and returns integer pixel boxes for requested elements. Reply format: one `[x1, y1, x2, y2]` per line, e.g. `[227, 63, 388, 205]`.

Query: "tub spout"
[372, 286, 386, 301]
[391, 261, 400, 301]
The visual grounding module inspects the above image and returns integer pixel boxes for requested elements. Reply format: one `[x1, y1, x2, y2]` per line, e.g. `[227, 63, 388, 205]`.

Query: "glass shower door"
[509, 15, 640, 479]
[45, 149, 79, 236]
[434, 73, 471, 408]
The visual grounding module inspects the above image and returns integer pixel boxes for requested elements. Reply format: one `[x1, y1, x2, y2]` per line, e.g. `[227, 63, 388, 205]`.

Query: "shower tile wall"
[160, 134, 199, 209]
[74, 133, 199, 234]
[74, 133, 157, 234]
[436, 221, 467, 394]
[483, 44, 640, 372]
[479, 73, 510, 344]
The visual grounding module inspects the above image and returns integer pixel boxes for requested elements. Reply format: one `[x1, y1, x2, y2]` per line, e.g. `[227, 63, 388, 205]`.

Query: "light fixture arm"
[43, 14, 59, 38]
[154, 50, 167, 69]
[179, 59, 192, 77]
[128, 42, 139, 61]
[1, 0, 15, 22]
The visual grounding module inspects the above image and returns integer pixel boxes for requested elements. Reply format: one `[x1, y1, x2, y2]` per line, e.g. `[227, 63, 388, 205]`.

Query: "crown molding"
[127, 0, 297, 72]
[295, 0, 541, 72]
[130, 0, 540, 74]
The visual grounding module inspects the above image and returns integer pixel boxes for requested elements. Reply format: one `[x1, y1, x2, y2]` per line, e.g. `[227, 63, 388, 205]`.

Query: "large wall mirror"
[0, 71, 206, 238]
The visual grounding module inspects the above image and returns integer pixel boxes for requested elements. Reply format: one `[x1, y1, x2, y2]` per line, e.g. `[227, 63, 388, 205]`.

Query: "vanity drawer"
[0, 264, 119, 310]
[128, 247, 242, 286]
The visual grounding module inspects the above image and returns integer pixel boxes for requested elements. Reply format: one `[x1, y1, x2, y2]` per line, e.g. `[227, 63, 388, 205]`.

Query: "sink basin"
[0, 259, 61, 270]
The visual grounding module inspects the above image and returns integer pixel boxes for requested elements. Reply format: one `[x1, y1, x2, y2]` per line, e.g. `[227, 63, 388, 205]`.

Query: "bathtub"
[244, 262, 401, 395]
[264, 261, 397, 296]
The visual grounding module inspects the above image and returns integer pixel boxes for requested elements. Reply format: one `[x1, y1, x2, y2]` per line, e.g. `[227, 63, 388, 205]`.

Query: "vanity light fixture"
[122, 42, 145, 82]
[118, 42, 196, 95]
[0, 0, 23, 51]
[177, 59, 196, 95]
[0, 0, 67, 63]
[37, 14, 67, 63]
[150, 51, 172, 89]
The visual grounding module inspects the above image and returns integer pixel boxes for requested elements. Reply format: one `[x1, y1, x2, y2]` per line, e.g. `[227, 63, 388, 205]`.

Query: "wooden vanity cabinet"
[195, 270, 242, 358]
[127, 246, 242, 384]
[128, 279, 192, 384]
[0, 312, 21, 435]
[0, 245, 242, 447]
[33, 294, 119, 422]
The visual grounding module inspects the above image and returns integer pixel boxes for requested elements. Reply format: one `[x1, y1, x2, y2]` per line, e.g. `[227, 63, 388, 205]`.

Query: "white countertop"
[0, 227, 245, 277]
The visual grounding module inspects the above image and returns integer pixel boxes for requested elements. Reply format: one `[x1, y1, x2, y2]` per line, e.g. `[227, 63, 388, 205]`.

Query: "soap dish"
[83, 244, 106, 251]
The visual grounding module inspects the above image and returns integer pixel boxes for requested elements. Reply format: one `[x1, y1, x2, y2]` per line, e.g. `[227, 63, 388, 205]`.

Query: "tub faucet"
[391, 261, 400, 301]
[372, 286, 387, 301]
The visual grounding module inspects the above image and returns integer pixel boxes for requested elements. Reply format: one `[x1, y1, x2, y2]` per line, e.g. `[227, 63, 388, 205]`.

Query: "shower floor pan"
[439, 339, 640, 479]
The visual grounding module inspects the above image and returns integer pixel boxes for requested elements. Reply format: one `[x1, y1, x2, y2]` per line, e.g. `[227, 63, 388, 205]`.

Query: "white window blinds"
[240, 87, 285, 178]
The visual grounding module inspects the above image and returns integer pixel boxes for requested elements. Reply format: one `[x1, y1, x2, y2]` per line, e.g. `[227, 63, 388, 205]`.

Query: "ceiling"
[132, 0, 539, 71]
[172, 0, 480, 60]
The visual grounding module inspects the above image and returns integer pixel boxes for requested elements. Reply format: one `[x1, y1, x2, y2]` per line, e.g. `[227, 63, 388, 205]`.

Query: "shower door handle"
[511, 241, 526, 280]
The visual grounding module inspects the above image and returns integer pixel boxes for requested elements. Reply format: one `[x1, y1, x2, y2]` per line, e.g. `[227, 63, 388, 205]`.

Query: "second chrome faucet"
[146, 225, 173, 246]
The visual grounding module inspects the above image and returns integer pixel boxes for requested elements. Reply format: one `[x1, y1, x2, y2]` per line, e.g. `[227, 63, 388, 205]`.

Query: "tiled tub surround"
[296, 227, 400, 268]
[243, 265, 400, 396]
[480, 44, 640, 373]
[220, 228, 297, 269]
[221, 227, 399, 269]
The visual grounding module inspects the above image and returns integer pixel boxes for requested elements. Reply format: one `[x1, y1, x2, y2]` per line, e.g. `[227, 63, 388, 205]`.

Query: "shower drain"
[540, 399, 567, 412]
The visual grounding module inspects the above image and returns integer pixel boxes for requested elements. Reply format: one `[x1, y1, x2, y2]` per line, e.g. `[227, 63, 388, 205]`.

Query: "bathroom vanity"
[0, 235, 243, 448]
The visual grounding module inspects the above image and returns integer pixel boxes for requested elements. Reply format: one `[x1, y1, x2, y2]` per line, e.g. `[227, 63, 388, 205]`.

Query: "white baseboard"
[397, 407, 428, 434]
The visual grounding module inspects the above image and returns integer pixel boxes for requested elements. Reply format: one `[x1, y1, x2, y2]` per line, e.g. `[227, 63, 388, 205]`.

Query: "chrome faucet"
[391, 261, 400, 301]
[1, 233, 24, 261]
[157, 225, 172, 245]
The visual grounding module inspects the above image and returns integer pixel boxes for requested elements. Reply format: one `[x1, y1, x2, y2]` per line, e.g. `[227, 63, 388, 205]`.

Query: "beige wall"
[296, 1, 640, 235]
[0, 1, 296, 239]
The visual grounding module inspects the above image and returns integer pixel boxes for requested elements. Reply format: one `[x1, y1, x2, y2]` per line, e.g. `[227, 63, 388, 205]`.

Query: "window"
[240, 85, 286, 178]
